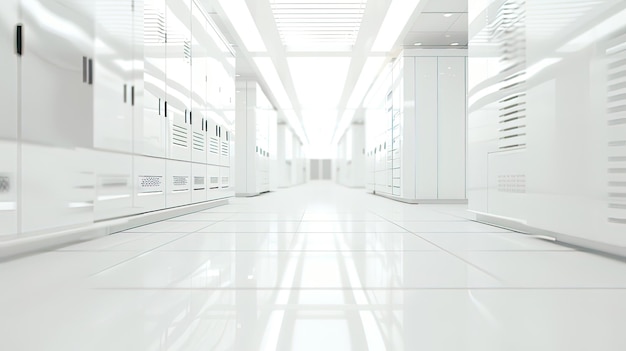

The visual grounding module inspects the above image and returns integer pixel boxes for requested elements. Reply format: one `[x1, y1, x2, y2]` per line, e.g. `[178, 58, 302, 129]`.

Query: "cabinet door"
[165, 159, 191, 208]
[190, 1, 207, 164]
[206, 119, 220, 165]
[165, 0, 191, 161]
[133, 155, 166, 213]
[94, 0, 134, 152]
[191, 163, 207, 203]
[136, 0, 166, 157]
[21, 0, 94, 148]
[133, 0, 145, 142]
[0, 0, 18, 236]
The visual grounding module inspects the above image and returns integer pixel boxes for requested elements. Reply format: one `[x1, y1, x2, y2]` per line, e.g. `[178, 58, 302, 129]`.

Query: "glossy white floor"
[1, 182, 626, 350]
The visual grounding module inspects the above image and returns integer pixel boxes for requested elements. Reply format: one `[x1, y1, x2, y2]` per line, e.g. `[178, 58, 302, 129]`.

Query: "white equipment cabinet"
[20, 0, 96, 233]
[165, 0, 192, 162]
[365, 51, 467, 203]
[235, 81, 275, 196]
[468, 0, 626, 256]
[137, 0, 167, 158]
[0, 0, 18, 236]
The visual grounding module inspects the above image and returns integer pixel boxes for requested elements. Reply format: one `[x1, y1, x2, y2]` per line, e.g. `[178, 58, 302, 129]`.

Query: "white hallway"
[1, 182, 626, 350]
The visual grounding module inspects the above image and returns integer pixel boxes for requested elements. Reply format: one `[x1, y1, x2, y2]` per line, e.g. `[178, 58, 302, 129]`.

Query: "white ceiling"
[202, 0, 468, 155]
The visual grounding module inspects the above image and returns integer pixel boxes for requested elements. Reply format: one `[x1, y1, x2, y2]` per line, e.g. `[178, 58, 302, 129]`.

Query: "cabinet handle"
[123, 84, 127, 103]
[16, 25, 23, 56]
[165, 101, 168, 117]
[131, 86, 135, 106]
[88, 58, 93, 85]
[158, 98, 161, 115]
[201, 118, 204, 131]
[185, 109, 187, 123]
[190, 111, 192, 125]
[82, 56, 87, 83]
[205, 120, 208, 132]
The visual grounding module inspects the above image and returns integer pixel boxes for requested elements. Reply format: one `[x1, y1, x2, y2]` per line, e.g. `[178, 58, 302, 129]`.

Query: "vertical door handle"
[158, 98, 161, 115]
[131, 86, 135, 106]
[165, 101, 168, 117]
[88, 58, 93, 85]
[189, 111, 192, 125]
[83, 57, 87, 83]
[124, 84, 127, 103]
[16, 25, 23, 56]
[201, 118, 204, 131]
[185, 109, 188, 124]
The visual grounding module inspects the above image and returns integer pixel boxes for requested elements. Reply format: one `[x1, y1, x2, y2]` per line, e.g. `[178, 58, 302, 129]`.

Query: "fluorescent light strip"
[253, 57, 292, 110]
[217, 0, 266, 52]
[372, 0, 423, 52]
[347, 57, 386, 109]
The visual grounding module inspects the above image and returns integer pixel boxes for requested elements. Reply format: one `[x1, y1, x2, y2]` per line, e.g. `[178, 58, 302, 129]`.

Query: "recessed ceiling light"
[443, 13, 453, 17]
[445, 34, 451, 38]
[450, 42, 459, 46]
[413, 42, 422, 46]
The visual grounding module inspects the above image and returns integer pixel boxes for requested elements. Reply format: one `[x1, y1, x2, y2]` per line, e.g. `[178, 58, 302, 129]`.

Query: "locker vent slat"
[607, 33, 626, 225]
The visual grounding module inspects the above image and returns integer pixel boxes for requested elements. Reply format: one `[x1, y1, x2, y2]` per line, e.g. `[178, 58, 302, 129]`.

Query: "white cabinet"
[235, 81, 274, 196]
[20, 0, 96, 233]
[0, 141, 18, 236]
[165, 0, 191, 162]
[191, 162, 207, 203]
[0, 0, 19, 236]
[137, 0, 167, 157]
[93, 0, 134, 153]
[166, 159, 191, 208]
[133, 155, 166, 213]
[190, 1, 207, 165]
[93, 150, 134, 220]
[21, 145, 95, 233]
[21, 0, 95, 148]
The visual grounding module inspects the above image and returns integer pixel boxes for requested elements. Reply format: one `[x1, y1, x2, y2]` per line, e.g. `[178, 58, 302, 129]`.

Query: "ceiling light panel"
[270, 0, 367, 50]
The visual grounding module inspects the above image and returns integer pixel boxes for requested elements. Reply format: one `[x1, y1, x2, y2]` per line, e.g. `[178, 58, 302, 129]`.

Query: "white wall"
[468, 0, 626, 256]
[336, 124, 366, 188]
[0, 0, 235, 243]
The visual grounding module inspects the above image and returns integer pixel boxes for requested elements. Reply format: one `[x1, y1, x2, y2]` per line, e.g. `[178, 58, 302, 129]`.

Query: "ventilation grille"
[209, 137, 219, 154]
[209, 176, 219, 189]
[172, 124, 188, 148]
[138, 175, 163, 193]
[221, 141, 229, 157]
[499, 92, 527, 149]
[497, 174, 526, 193]
[607, 35, 626, 225]
[192, 131, 205, 151]
[173, 176, 188, 187]
[194, 176, 205, 190]
[492, 0, 527, 150]
[144, 5, 166, 44]
[0, 175, 10, 193]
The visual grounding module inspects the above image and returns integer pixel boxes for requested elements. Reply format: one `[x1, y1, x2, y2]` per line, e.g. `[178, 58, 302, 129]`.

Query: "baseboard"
[375, 192, 468, 205]
[474, 212, 626, 259]
[0, 198, 229, 261]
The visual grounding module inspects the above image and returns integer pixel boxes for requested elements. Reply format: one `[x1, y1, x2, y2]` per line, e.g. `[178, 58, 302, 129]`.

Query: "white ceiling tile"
[410, 13, 461, 32]
[449, 13, 468, 32]
[422, 0, 468, 13]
